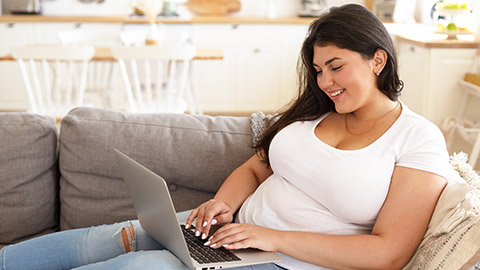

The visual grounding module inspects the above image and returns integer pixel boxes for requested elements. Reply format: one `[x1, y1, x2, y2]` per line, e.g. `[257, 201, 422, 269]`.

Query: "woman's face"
[313, 45, 379, 114]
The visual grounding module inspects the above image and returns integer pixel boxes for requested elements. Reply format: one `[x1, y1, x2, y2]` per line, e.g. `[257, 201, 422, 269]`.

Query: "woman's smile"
[329, 89, 345, 98]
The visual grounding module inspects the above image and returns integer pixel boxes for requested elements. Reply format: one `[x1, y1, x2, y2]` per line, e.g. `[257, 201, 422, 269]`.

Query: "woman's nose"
[317, 72, 334, 90]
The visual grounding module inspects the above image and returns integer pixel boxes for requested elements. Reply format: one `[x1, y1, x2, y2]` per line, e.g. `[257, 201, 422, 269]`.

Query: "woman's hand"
[205, 223, 281, 252]
[185, 199, 234, 240]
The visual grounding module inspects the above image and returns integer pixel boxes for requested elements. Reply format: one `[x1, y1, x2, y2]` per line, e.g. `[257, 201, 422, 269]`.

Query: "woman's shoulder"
[393, 102, 448, 158]
[394, 102, 450, 178]
[397, 102, 443, 136]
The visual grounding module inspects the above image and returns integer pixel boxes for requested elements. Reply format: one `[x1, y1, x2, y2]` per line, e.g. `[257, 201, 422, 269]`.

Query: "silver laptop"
[114, 149, 282, 270]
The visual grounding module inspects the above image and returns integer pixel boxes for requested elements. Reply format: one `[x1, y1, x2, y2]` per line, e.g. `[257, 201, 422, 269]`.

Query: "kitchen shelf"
[459, 79, 480, 99]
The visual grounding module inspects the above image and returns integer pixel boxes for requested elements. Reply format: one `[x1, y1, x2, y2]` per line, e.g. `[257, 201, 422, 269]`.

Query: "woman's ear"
[372, 49, 387, 76]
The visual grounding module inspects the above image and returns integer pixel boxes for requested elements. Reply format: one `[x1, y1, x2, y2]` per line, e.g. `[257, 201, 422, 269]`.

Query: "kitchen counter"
[0, 15, 317, 24]
[394, 34, 480, 49]
[385, 23, 480, 49]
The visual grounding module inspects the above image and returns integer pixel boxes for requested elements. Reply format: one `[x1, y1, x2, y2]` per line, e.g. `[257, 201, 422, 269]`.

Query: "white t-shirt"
[237, 103, 450, 270]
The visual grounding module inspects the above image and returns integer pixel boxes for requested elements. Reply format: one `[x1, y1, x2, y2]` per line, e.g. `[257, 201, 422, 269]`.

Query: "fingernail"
[202, 233, 207, 240]
[223, 244, 229, 247]
[208, 236, 213, 241]
[195, 231, 200, 237]
[185, 224, 190, 229]
[203, 241, 211, 246]
[202, 221, 208, 227]
[211, 219, 217, 225]
[210, 243, 217, 248]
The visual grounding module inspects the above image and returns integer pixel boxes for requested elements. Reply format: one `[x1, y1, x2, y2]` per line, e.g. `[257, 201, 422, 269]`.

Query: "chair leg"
[188, 66, 202, 115]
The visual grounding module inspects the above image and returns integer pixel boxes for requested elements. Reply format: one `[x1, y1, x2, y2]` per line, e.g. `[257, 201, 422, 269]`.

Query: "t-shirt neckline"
[311, 102, 405, 152]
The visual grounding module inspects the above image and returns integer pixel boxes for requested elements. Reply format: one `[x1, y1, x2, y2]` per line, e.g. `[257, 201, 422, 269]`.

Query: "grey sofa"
[2, 107, 480, 270]
[0, 107, 254, 248]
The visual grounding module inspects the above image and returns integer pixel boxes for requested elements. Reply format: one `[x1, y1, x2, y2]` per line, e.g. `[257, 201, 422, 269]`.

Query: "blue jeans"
[0, 211, 286, 270]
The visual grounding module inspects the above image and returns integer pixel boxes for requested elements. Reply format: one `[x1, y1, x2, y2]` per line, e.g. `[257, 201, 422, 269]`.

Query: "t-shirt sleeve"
[396, 121, 450, 179]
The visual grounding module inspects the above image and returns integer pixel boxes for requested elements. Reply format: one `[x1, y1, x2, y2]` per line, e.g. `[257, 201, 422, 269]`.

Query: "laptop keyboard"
[181, 224, 241, 264]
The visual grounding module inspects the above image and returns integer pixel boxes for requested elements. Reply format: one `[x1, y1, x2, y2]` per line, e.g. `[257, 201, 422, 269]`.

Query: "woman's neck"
[348, 98, 399, 122]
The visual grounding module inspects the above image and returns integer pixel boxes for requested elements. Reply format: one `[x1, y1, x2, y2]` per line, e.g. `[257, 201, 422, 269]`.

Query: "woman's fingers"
[205, 224, 278, 252]
[222, 239, 252, 250]
[200, 204, 232, 238]
[185, 208, 199, 229]
[185, 199, 233, 240]
[194, 207, 206, 237]
[207, 224, 248, 248]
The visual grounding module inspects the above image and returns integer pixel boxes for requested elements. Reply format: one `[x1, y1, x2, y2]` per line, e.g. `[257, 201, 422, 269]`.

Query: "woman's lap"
[1, 220, 163, 270]
[1, 210, 287, 270]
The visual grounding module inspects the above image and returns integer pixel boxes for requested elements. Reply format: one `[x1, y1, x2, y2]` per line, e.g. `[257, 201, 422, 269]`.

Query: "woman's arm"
[214, 152, 273, 213]
[185, 153, 273, 237]
[209, 166, 446, 270]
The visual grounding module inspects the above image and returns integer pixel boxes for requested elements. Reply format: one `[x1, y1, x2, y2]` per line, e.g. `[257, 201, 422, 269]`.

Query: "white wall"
[40, 0, 364, 17]
[41, 0, 132, 15]
[239, 0, 365, 17]
[236, 0, 365, 17]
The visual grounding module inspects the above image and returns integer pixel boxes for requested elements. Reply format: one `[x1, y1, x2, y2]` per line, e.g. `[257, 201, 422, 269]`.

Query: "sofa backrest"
[0, 112, 58, 246]
[58, 107, 253, 230]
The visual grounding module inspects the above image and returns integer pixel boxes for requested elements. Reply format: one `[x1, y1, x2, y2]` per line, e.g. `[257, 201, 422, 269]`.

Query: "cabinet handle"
[7, 23, 15, 28]
[74, 23, 83, 29]
[409, 46, 415, 53]
[253, 48, 261, 53]
[231, 24, 239, 30]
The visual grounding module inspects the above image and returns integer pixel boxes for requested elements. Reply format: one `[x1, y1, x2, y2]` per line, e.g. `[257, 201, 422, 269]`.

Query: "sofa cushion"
[0, 113, 58, 245]
[59, 107, 253, 230]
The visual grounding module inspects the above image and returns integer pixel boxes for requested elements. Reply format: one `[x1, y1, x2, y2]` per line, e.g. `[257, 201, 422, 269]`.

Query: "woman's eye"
[315, 70, 322, 75]
[332, 65, 343, 71]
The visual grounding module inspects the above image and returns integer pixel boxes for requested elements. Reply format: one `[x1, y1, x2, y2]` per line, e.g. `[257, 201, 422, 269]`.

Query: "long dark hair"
[254, 4, 403, 165]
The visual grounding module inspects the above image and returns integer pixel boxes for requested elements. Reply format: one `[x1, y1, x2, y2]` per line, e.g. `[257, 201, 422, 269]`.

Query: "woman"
[0, 4, 449, 270]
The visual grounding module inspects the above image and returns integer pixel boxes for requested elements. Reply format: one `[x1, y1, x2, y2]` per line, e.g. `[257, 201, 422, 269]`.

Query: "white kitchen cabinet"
[278, 24, 309, 108]
[192, 23, 306, 114]
[396, 39, 478, 126]
[192, 24, 279, 114]
[0, 23, 34, 56]
[33, 22, 78, 45]
[37, 22, 123, 45]
[0, 23, 33, 110]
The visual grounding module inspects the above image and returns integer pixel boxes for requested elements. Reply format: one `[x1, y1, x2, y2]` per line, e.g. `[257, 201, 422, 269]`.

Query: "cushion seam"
[63, 117, 251, 135]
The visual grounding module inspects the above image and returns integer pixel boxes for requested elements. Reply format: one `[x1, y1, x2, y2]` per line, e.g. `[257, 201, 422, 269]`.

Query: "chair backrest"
[11, 46, 95, 119]
[111, 45, 196, 113]
[58, 30, 120, 109]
